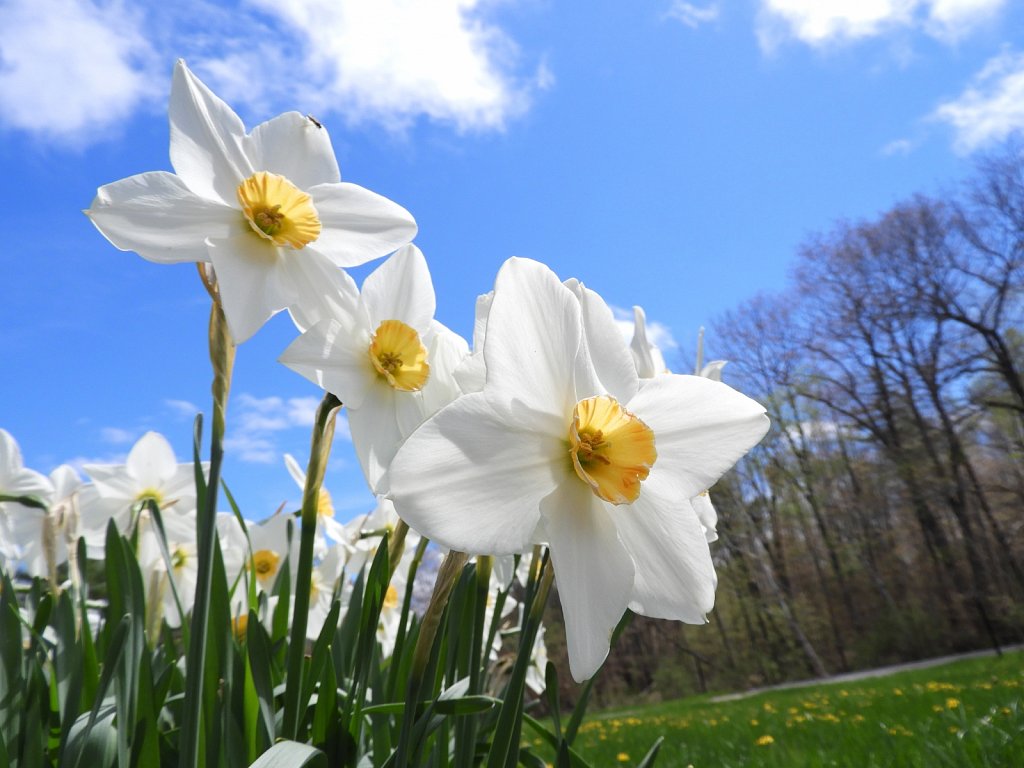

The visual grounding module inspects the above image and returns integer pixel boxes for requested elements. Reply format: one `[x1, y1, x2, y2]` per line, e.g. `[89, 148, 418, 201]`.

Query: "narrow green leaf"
[246, 610, 278, 752]
[246, 740, 327, 767]
[635, 736, 664, 768]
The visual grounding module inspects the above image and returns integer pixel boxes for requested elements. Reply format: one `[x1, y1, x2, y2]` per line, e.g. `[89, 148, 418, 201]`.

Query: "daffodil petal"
[385, 392, 561, 555]
[276, 246, 360, 333]
[169, 59, 252, 204]
[691, 491, 719, 543]
[360, 244, 435, 331]
[87, 171, 241, 264]
[245, 111, 341, 189]
[483, 258, 587, 424]
[347, 383, 403, 491]
[126, 432, 179, 489]
[629, 374, 769, 500]
[565, 279, 639, 403]
[279, 319, 375, 410]
[613, 474, 716, 623]
[207, 233, 288, 343]
[543, 480, 634, 683]
[306, 182, 418, 267]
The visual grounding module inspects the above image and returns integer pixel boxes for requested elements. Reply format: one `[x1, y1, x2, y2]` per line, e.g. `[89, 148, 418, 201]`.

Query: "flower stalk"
[179, 275, 235, 768]
[282, 391, 342, 739]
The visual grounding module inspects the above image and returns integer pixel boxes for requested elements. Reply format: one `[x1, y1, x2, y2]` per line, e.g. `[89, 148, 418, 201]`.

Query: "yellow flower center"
[236, 171, 321, 248]
[368, 320, 429, 391]
[232, 613, 249, 641]
[171, 546, 189, 572]
[317, 488, 335, 519]
[383, 583, 400, 611]
[135, 487, 164, 506]
[252, 549, 282, 584]
[568, 396, 656, 504]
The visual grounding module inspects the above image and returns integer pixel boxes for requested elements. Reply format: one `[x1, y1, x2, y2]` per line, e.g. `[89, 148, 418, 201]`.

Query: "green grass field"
[545, 651, 1024, 767]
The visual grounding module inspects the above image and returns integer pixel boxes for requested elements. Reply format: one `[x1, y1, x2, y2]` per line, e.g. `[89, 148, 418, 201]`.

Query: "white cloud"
[933, 50, 1024, 153]
[0, 0, 158, 143]
[226, 393, 351, 465]
[666, 1, 720, 28]
[1, 0, 538, 144]
[164, 399, 200, 419]
[201, 0, 535, 132]
[99, 427, 137, 445]
[757, 0, 1005, 50]
[881, 137, 915, 155]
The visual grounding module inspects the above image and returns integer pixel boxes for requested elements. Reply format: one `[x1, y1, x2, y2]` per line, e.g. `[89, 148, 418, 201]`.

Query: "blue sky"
[3, 0, 1023, 520]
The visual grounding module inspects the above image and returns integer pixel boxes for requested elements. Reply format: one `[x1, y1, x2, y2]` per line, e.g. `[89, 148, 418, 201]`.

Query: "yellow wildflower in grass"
[946, 697, 961, 709]
[750, 718, 759, 726]
[892, 688, 904, 696]
[755, 734, 775, 746]
[949, 725, 960, 734]
[616, 753, 630, 762]
[933, 705, 945, 713]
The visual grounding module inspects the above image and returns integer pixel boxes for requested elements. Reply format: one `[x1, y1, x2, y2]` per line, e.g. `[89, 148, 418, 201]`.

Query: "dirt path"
[711, 643, 1024, 703]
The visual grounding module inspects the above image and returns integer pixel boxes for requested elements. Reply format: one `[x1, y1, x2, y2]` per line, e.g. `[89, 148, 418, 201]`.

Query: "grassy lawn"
[541, 651, 1024, 767]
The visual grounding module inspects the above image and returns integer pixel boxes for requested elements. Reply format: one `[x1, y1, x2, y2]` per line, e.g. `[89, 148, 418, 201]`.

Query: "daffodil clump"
[1, 60, 768, 767]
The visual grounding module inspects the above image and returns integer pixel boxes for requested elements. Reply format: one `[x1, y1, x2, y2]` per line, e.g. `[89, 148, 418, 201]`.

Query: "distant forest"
[546, 141, 1024, 707]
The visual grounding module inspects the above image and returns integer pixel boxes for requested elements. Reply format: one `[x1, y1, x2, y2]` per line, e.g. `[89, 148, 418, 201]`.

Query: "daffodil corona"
[385, 257, 770, 682]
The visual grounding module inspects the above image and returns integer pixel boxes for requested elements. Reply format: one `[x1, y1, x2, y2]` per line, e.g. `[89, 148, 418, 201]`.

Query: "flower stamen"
[236, 171, 321, 249]
[569, 396, 656, 504]
[369, 319, 429, 391]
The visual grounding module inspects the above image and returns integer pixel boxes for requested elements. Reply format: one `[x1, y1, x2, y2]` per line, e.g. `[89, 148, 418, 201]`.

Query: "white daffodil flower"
[245, 513, 301, 594]
[385, 257, 769, 682]
[283, 452, 351, 558]
[87, 60, 417, 343]
[8, 464, 83, 580]
[80, 431, 201, 554]
[307, 543, 354, 641]
[280, 244, 468, 490]
[0, 429, 53, 571]
[524, 624, 549, 695]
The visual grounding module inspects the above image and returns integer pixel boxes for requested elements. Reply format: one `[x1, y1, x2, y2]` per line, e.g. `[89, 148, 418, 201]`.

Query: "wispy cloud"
[932, 49, 1024, 153]
[99, 426, 138, 445]
[0, 0, 542, 145]
[164, 399, 200, 420]
[665, 1, 720, 29]
[0, 0, 159, 144]
[881, 137, 915, 156]
[756, 0, 1005, 51]
[225, 393, 351, 464]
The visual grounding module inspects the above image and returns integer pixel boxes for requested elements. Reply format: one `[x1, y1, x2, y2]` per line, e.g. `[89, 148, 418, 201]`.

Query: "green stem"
[282, 392, 342, 740]
[179, 294, 235, 768]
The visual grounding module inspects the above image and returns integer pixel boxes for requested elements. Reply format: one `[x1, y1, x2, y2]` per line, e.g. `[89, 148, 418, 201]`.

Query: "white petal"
[276, 246, 361, 333]
[360, 245, 435, 331]
[127, 432, 179, 490]
[630, 305, 664, 378]
[629, 374, 769, 500]
[699, 360, 728, 381]
[483, 258, 586, 425]
[279, 319, 375, 409]
[691, 491, 719, 543]
[207, 233, 288, 343]
[420, 324, 469, 418]
[614, 474, 716, 622]
[543, 481, 634, 682]
[245, 112, 340, 188]
[87, 172, 240, 264]
[564, 279, 639, 402]
[346, 382, 403, 491]
[284, 453, 306, 489]
[169, 60, 252, 204]
[307, 182, 417, 267]
[385, 392, 562, 555]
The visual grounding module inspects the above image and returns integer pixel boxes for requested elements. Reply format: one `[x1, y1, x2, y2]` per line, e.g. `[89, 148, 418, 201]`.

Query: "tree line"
[547, 142, 1024, 706]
